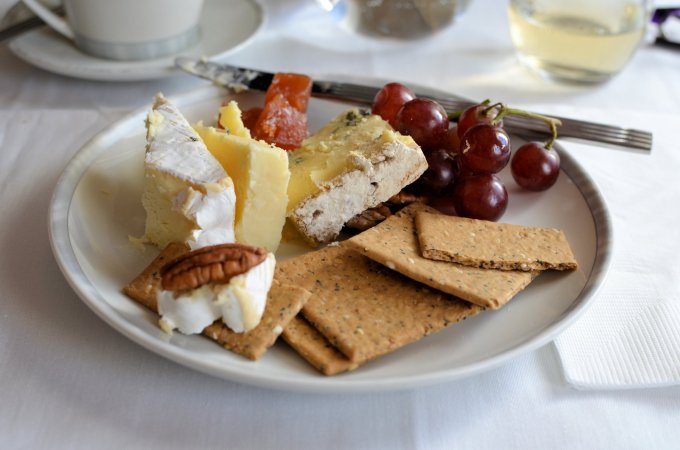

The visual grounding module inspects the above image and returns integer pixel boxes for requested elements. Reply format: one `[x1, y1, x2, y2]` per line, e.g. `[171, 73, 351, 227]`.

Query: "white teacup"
[21, 0, 204, 61]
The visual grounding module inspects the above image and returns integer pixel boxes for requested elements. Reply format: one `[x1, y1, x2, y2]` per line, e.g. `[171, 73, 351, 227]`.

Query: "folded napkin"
[530, 106, 680, 389]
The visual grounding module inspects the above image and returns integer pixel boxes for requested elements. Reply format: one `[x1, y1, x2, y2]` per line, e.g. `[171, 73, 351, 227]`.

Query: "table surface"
[2, 0, 679, 449]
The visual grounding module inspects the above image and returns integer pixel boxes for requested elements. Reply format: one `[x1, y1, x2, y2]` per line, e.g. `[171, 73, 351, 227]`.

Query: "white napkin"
[530, 106, 680, 389]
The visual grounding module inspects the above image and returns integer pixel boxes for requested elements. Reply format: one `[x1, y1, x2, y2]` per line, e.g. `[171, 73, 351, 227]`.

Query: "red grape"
[439, 125, 461, 155]
[459, 124, 511, 175]
[457, 103, 502, 139]
[428, 194, 458, 216]
[394, 98, 449, 149]
[410, 148, 458, 195]
[421, 124, 461, 154]
[452, 174, 508, 221]
[511, 142, 560, 191]
[372, 83, 416, 127]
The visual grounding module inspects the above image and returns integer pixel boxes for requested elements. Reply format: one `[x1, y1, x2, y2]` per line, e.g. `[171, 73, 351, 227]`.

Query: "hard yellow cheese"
[194, 123, 290, 252]
[218, 101, 251, 139]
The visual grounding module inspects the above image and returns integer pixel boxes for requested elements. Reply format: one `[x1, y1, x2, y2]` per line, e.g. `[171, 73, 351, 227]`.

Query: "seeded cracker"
[123, 242, 311, 360]
[123, 242, 190, 312]
[343, 203, 538, 309]
[415, 211, 578, 271]
[282, 316, 358, 376]
[275, 245, 481, 365]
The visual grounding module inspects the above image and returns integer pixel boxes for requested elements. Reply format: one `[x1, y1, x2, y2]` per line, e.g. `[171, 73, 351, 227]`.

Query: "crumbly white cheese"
[157, 253, 276, 334]
[287, 109, 427, 246]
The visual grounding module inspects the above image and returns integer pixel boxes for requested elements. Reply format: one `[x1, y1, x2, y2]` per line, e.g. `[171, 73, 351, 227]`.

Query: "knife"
[175, 57, 653, 152]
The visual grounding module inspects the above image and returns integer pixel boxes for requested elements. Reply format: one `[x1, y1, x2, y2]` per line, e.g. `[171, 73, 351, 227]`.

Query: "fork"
[174, 57, 653, 152]
[313, 81, 653, 151]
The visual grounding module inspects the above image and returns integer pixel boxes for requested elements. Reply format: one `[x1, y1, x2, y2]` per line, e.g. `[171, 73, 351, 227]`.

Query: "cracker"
[343, 203, 537, 309]
[123, 242, 189, 311]
[202, 281, 311, 360]
[282, 315, 358, 376]
[415, 211, 578, 271]
[123, 243, 311, 360]
[275, 245, 481, 364]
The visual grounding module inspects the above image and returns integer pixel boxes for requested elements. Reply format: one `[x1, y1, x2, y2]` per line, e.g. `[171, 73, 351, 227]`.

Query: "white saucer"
[8, 0, 265, 82]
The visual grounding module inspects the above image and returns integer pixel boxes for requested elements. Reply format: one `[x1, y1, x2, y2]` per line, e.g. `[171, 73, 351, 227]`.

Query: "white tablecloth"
[2, 0, 680, 448]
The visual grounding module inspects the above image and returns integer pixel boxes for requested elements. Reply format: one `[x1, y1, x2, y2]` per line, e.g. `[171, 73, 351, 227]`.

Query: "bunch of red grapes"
[372, 83, 561, 221]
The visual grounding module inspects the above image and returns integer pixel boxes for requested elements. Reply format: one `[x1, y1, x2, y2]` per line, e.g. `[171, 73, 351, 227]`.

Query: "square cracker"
[343, 203, 537, 310]
[123, 242, 190, 311]
[415, 211, 578, 271]
[275, 245, 481, 364]
[282, 316, 358, 376]
[123, 243, 311, 361]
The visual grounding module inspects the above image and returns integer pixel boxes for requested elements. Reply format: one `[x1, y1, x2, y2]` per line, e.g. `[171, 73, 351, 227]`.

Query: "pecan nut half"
[160, 243, 267, 291]
[387, 191, 429, 206]
[345, 203, 392, 231]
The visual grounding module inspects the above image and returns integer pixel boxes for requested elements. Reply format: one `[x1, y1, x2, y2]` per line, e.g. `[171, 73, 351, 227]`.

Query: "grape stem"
[482, 102, 503, 118]
[448, 99, 491, 120]
[448, 101, 562, 149]
[494, 104, 562, 149]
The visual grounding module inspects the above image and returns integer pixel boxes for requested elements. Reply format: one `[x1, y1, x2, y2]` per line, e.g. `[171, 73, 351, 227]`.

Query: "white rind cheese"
[157, 253, 276, 334]
[215, 253, 276, 333]
[141, 94, 236, 250]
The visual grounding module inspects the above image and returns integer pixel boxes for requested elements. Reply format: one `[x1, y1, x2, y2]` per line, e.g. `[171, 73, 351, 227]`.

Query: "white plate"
[49, 83, 612, 393]
[8, 0, 264, 82]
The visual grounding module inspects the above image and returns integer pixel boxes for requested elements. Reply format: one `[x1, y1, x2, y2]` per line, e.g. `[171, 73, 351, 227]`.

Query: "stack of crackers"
[124, 203, 578, 376]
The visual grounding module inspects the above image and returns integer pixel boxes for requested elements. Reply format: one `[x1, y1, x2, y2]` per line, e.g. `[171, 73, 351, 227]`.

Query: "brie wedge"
[157, 253, 276, 334]
[141, 94, 237, 250]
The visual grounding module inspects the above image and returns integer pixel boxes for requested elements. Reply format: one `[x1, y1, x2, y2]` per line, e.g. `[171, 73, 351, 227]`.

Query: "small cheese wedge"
[195, 124, 290, 252]
[218, 101, 251, 139]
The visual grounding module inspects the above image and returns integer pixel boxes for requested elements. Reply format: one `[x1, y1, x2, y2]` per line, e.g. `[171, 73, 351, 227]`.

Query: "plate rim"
[48, 83, 613, 393]
[8, 0, 265, 82]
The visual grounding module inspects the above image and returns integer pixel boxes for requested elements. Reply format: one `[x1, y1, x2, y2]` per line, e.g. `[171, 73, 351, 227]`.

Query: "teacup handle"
[20, 0, 75, 40]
